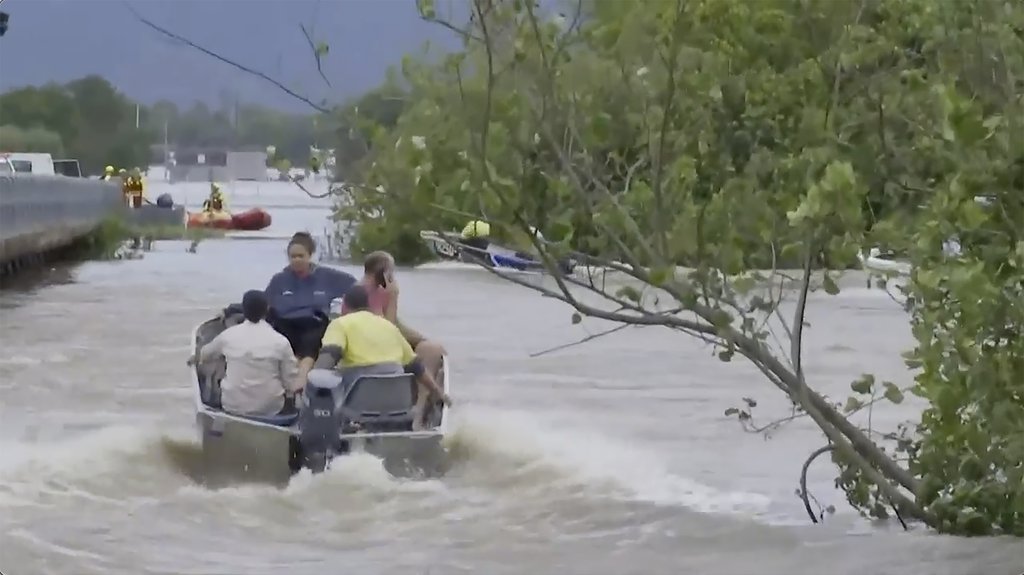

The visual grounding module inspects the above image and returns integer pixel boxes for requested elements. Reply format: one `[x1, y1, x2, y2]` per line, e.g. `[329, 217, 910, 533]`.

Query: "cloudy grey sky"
[0, 0, 460, 111]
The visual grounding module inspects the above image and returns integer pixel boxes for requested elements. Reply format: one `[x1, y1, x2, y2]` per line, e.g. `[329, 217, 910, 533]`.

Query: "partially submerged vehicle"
[191, 311, 451, 486]
[420, 229, 576, 275]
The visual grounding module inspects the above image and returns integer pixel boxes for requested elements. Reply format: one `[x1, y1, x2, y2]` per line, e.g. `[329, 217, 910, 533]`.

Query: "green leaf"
[615, 285, 642, 302]
[708, 308, 734, 328]
[822, 273, 840, 295]
[416, 0, 437, 19]
[731, 274, 757, 294]
[882, 382, 904, 404]
[843, 396, 864, 413]
[851, 373, 875, 395]
[648, 266, 673, 287]
[958, 199, 988, 232]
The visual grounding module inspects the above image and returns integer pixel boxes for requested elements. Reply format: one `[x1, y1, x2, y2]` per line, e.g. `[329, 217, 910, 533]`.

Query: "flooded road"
[1, 184, 1021, 575]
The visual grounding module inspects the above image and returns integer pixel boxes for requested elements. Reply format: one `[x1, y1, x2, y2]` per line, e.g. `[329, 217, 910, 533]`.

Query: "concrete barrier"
[0, 174, 123, 269]
[123, 204, 187, 228]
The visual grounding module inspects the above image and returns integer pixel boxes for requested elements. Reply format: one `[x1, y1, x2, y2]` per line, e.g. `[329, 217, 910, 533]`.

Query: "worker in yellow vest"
[202, 183, 227, 213]
[124, 167, 146, 208]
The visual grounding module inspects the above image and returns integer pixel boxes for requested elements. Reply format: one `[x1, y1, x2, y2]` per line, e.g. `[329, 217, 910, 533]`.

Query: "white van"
[0, 152, 56, 176]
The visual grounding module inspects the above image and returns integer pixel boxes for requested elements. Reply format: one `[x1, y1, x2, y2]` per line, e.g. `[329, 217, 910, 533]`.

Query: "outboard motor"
[298, 368, 346, 472]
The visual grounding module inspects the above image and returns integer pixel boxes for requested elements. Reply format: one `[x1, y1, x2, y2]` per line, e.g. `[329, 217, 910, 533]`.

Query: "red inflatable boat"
[187, 208, 272, 231]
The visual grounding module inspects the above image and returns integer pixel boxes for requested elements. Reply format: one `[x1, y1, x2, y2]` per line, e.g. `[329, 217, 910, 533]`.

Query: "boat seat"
[339, 373, 416, 431]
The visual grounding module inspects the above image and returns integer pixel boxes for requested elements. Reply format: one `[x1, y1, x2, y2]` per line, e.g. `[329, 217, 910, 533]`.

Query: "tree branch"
[300, 23, 332, 89]
[125, 2, 331, 114]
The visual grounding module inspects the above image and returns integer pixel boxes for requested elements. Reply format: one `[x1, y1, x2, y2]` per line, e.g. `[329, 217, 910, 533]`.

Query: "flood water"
[1, 182, 1021, 575]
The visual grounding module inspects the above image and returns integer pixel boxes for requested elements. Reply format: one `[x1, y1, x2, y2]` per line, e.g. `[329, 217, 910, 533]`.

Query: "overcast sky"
[0, 0, 460, 112]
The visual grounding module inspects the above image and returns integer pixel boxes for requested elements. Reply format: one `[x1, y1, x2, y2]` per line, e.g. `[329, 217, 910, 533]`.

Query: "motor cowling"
[298, 369, 345, 472]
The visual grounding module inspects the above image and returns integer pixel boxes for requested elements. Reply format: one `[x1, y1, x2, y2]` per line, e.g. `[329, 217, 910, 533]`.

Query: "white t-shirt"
[199, 320, 298, 416]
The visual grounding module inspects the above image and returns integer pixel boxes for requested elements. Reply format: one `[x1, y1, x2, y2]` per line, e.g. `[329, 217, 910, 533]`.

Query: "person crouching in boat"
[265, 232, 356, 393]
[459, 219, 491, 253]
[190, 290, 300, 417]
[203, 183, 227, 213]
[316, 284, 451, 426]
[101, 165, 116, 181]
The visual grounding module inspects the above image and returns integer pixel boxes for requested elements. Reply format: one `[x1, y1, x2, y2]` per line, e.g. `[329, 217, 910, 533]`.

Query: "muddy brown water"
[1, 191, 1020, 575]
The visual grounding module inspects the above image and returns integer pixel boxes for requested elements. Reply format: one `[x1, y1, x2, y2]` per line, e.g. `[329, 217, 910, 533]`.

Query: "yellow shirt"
[321, 310, 416, 368]
[461, 220, 490, 238]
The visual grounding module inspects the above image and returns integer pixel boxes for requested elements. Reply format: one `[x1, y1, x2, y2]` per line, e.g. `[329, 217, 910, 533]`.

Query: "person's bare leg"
[414, 340, 444, 378]
[295, 357, 315, 393]
[412, 340, 445, 428]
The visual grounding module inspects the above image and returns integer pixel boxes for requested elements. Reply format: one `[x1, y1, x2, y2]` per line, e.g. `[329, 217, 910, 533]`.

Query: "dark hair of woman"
[288, 232, 316, 254]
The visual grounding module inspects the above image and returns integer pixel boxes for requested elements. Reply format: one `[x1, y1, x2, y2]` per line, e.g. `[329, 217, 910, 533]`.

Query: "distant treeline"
[0, 75, 356, 176]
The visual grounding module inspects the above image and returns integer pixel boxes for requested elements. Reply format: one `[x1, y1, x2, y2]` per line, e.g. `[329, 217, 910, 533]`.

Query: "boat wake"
[0, 406, 772, 525]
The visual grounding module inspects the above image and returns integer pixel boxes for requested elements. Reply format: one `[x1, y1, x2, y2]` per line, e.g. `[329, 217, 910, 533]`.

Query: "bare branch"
[125, 3, 331, 114]
[800, 444, 836, 523]
[300, 23, 333, 89]
[530, 324, 631, 358]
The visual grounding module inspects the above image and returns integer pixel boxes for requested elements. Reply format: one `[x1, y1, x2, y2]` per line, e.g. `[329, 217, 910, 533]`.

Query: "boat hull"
[195, 409, 448, 487]
[419, 230, 576, 274]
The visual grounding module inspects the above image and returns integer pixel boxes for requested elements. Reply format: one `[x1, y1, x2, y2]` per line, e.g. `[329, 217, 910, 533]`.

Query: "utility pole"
[163, 119, 169, 174]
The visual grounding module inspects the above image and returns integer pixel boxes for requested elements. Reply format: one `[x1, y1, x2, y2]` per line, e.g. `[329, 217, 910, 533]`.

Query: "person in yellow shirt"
[315, 284, 450, 412]
[101, 165, 115, 181]
[459, 219, 491, 252]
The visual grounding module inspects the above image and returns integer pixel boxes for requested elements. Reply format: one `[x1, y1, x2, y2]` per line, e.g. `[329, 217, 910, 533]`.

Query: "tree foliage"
[329, 81, 409, 181]
[337, 0, 1024, 535]
[0, 75, 151, 174]
[0, 74, 378, 176]
[0, 125, 64, 155]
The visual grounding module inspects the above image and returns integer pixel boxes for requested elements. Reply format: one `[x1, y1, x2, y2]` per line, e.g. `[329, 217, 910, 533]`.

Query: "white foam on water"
[0, 425, 174, 508]
[446, 406, 773, 519]
[0, 354, 49, 366]
[0, 397, 776, 527]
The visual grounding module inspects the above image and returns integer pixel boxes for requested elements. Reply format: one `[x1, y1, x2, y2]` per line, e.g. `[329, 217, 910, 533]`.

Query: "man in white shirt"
[191, 290, 299, 416]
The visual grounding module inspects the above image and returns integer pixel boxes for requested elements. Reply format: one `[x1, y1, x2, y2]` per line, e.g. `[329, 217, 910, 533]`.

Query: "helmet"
[104, 165, 114, 173]
[118, 168, 127, 174]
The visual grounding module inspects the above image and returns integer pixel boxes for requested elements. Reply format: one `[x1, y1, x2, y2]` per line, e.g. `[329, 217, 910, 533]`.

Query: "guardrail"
[0, 174, 124, 268]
